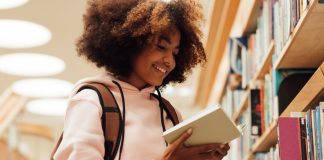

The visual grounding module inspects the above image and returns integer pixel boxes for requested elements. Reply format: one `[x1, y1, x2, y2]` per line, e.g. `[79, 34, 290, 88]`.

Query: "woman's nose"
[163, 54, 175, 68]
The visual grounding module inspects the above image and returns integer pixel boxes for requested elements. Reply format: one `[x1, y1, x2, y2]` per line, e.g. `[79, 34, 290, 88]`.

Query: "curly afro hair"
[76, 0, 206, 86]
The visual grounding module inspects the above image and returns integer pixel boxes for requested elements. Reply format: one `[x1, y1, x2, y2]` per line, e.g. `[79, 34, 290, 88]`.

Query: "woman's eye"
[157, 45, 166, 50]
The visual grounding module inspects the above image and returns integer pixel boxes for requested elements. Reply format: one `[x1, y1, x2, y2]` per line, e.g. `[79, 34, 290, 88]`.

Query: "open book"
[163, 104, 243, 146]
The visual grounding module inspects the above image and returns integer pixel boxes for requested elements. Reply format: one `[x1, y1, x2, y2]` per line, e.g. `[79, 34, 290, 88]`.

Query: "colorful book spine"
[320, 102, 324, 160]
[306, 110, 314, 160]
[278, 117, 302, 160]
[315, 107, 323, 160]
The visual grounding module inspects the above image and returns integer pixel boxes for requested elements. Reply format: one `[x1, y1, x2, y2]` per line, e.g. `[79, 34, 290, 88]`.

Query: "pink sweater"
[53, 74, 181, 160]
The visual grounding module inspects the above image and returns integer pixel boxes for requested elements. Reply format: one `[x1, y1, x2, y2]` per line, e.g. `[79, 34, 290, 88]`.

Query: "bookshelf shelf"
[231, 0, 262, 36]
[243, 153, 253, 160]
[274, 0, 324, 69]
[243, 121, 277, 160]
[232, 90, 249, 122]
[281, 62, 324, 117]
[252, 41, 274, 81]
[251, 121, 277, 152]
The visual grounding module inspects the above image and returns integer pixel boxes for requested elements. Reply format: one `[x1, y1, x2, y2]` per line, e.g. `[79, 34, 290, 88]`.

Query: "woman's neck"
[117, 75, 149, 90]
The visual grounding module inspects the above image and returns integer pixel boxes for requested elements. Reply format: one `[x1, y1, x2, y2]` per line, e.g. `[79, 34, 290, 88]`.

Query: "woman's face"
[128, 26, 181, 89]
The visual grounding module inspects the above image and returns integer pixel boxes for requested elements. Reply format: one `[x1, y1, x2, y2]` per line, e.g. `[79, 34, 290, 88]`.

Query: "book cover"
[162, 105, 242, 146]
[250, 89, 261, 136]
[278, 117, 302, 160]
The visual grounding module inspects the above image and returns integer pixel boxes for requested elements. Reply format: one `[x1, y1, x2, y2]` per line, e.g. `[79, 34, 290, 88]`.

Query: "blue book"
[316, 107, 323, 160]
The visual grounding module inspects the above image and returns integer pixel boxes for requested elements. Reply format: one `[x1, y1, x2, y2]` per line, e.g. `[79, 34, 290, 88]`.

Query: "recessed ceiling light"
[26, 99, 68, 116]
[0, 0, 29, 10]
[0, 19, 51, 48]
[12, 78, 74, 98]
[0, 53, 65, 76]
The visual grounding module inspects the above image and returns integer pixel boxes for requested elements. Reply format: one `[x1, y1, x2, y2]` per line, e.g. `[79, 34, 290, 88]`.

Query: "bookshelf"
[274, 0, 324, 69]
[231, 0, 262, 36]
[223, 0, 324, 159]
[251, 121, 277, 152]
[231, 90, 249, 122]
[281, 62, 324, 117]
[240, 62, 324, 160]
[252, 41, 274, 81]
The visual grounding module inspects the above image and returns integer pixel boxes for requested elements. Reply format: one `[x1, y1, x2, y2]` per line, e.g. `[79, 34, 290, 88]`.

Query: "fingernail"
[187, 128, 193, 134]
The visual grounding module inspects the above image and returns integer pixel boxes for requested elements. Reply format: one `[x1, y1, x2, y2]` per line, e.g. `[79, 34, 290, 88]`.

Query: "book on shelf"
[162, 105, 242, 146]
[278, 117, 303, 160]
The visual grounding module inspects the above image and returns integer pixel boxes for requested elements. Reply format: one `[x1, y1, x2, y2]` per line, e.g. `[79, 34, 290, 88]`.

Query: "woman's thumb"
[171, 128, 193, 148]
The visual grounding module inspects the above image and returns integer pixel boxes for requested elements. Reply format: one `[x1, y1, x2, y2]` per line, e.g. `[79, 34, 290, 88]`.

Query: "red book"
[278, 117, 303, 160]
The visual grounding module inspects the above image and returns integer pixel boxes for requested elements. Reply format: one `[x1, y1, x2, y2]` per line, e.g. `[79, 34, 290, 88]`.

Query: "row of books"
[221, 86, 245, 117]
[228, 0, 312, 90]
[278, 103, 324, 160]
[223, 70, 314, 159]
[273, 0, 310, 60]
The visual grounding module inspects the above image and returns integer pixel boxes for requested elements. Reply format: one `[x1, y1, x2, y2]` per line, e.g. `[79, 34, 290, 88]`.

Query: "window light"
[0, 19, 51, 48]
[0, 53, 65, 76]
[12, 78, 74, 98]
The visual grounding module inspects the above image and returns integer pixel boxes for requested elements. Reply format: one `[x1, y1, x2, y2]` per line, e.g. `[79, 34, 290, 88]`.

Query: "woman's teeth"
[153, 65, 166, 74]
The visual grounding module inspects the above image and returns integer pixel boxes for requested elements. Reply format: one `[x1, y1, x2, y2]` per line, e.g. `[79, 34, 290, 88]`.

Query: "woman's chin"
[147, 79, 163, 87]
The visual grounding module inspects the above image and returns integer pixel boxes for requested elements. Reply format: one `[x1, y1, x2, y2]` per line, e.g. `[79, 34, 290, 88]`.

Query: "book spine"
[311, 110, 318, 159]
[316, 107, 323, 160]
[278, 117, 303, 160]
[306, 110, 315, 160]
[320, 102, 324, 160]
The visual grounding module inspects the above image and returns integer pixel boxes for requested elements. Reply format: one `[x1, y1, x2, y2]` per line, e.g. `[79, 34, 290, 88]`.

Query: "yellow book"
[163, 105, 243, 146]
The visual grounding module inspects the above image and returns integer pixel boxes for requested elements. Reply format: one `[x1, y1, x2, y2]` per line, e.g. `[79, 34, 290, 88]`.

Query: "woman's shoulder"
[68, 88, 103, 114]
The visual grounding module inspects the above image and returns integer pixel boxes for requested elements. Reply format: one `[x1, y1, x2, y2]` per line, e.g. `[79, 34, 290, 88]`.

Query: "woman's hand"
[161, 129, 230, 160]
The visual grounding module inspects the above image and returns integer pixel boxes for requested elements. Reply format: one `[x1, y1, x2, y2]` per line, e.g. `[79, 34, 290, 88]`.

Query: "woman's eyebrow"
[159, 35, 180, 49]
[159, 35, 171, 44]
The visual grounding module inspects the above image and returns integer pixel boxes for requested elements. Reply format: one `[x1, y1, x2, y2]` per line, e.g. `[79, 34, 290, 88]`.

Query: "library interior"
[0, 0, 323, 160]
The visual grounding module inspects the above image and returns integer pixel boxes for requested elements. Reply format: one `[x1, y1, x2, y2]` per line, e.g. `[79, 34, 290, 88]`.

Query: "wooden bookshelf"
[251, 121, 277, 152]
[225, 0, 324, 159]
[243, 153, 253, 160]
[274, 0, 324, 69]
[243, 121, 277, 160]
[232, 90, 249, 122]
[231, 0, 262, 36]
[244, 62, 324, 157]
[252, 41, 275, 81]
[281, 62, 324, 117]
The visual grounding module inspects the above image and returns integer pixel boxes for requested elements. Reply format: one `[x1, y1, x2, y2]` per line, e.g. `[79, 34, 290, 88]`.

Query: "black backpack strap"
[76, 83, 123, 160]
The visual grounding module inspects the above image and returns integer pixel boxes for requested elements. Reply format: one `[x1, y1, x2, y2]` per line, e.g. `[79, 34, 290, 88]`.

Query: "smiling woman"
[52, 0, 230, 160]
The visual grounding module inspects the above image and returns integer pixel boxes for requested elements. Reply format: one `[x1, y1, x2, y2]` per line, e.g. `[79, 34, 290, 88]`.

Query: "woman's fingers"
[186, 143, 222, 155]
[214, 147, 228, 156]
[170, 128, 193, 149]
